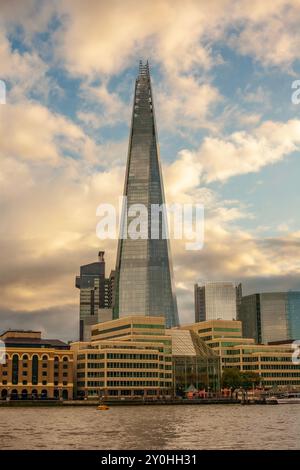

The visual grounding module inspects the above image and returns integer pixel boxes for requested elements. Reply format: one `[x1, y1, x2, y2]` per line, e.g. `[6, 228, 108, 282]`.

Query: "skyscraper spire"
[114, 61, 179, 327]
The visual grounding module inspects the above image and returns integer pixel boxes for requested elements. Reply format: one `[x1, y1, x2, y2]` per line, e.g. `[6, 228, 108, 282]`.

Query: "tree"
[240, 371, 261, 390]
[221, 368, 243, 390]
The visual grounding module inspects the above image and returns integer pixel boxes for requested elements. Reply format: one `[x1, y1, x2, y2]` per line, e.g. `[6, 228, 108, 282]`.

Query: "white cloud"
[178, 119, 300, 183]
[0, 101, 88, 164]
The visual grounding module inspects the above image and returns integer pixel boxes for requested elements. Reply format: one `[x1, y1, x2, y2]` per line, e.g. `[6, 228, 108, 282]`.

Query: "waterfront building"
[181, 320, 300, 390]
[167, 329, 220, 395]
[71, 316, 173, 399]
[75, 251, 114, 341]
[194, 282, 240, 322]
[239, 291, 300, 344]
[0, 330, 73, 400]
[114, 61, 179, 328]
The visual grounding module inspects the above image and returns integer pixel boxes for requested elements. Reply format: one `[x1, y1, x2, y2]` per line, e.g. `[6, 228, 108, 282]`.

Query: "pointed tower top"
[138, 59, 150, 79]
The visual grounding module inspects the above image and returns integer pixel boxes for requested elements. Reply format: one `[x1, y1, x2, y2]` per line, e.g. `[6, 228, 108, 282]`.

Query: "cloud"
[1, 0, 300, 339]
[0, 101, 89, 165]
[78, 81, 130, 129]
[156, 76, 221, 132]
[53, 0, 224, 77]
[0, 97, 125, 323]
[229, 0, 300, 69]
[179, 119, 300, 183]
[0, 305, 78, 343]
[0, 31, 50, 101]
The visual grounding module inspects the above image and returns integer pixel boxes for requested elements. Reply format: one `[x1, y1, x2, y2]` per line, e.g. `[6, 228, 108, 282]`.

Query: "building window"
[42, 380, 47, 385]
[12, 354, 19, 385]
[32, 355, 38, 385]
[22, 380, 27, 385]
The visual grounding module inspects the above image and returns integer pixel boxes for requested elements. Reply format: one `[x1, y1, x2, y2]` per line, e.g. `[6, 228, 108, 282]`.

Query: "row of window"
[77, 362, 170, 370]
[107, 362, 159, 369]
[1, 355, 70, 362]
[261, 364, 300, 370]
[77, 354, 105, 360]
[85, 389, 161, 396]
[1, 380, 69, 386]
[91, 323, 131, 337]
[107, 353, 158, 360]
[263, 380, 300, 386]
[107, 381, 173, 387]
[261, 373, 300, 377]
[1, 362, 69, 369]
[107, 371, 160, 378]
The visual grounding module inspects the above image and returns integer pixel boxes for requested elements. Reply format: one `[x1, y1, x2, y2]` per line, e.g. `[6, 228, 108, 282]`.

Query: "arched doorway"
[31, 389, 38, 399]
[11, 389, 18, 400]
[62, 389, 69, 400]
[53, 389, 59, 399]
[1, 389, 8, 399]
[21, 389, 28, 400]
[41, 389, 48, 399]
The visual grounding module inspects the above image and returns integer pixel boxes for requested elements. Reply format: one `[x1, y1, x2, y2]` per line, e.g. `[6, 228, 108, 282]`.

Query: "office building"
[71, 316, 173, 399]
[75, 251, 114, 341]
[194, 282, 239, 322]
[114, 61, 179, 328]
[0, 330, 73, 400]
[182, 320, 300, 390]
[239, 291, 300, 344]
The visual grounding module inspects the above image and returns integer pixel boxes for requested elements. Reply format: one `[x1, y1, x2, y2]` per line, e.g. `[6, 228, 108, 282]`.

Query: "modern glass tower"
[239, 291, 300, 344]
[194, 282, 240, 322]
[114, 61, 179, 327]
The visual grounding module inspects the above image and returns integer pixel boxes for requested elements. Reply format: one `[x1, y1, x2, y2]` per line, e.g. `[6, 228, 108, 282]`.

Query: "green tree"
[240, 371, 261, 390]
[221, 368, 243, 390]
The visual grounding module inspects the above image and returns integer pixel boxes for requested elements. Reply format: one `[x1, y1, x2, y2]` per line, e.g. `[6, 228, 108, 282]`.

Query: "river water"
[0, 404, 299, 450]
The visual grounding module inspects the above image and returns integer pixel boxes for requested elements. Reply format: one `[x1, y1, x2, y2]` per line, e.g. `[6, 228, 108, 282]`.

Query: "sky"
[1, 0, 300, 341]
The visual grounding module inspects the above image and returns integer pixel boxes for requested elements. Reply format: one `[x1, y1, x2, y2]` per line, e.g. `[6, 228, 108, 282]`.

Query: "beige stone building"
[71, 316, 173, 398]
[181, 320, 300, 389]
[0, 330, 74, 400]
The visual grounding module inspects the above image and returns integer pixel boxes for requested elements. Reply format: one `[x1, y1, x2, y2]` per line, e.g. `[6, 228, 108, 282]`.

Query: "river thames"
[0, 404, 299, 450]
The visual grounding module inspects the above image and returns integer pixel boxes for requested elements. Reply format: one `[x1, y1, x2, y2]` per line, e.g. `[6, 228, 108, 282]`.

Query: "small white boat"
[266, 393, 300, 404]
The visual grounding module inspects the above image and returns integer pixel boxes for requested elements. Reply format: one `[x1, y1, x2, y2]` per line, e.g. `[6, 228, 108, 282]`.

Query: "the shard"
[114, 61, 179, 327]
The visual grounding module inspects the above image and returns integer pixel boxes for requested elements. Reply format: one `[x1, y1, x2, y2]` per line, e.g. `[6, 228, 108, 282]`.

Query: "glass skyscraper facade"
[286, 291, 300, 341]
[75, 252, 113, 341]
[239, 291, 300, 343]
[194, 282, 238, 322]
[114, 61, 179, 327]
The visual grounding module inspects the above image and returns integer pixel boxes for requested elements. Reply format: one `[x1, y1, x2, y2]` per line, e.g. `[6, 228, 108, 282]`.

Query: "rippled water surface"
[0, 404, 299, 449]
